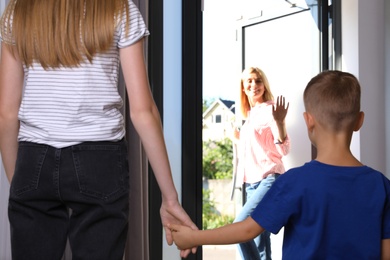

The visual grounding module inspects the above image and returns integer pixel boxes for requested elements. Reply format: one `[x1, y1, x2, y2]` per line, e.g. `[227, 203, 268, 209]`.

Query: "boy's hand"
[169, 223, 198, 255]
[272, 95, 289, 123]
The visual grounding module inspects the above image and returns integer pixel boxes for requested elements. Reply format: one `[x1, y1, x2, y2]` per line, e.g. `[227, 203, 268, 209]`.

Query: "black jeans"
[8, 140, 129, 260]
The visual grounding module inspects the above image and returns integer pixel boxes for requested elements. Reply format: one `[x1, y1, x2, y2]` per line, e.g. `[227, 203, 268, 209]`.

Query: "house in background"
[202, 98, 235, 141]
[202, 98, 238, 220]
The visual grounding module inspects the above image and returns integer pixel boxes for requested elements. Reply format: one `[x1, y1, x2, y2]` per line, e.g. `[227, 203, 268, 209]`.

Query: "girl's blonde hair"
[1, 0, 130, 68]
[239, 67, 274, 119]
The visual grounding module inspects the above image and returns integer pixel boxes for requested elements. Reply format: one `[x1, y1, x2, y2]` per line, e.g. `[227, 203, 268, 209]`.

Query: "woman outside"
[0, 0, 196, 259]
[233, 67, 290, 260]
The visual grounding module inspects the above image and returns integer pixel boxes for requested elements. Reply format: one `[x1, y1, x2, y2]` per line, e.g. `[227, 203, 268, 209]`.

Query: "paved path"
[203, 229, 284, 260]
[203, 245, 236, 260]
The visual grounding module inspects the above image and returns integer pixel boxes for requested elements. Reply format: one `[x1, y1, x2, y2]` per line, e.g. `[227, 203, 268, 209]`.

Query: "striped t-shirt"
[0, 0, 149, 148]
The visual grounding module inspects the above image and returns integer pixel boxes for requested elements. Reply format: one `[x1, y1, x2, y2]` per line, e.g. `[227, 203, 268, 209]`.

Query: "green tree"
[202, 188, 234, 229]
[202, 98, 215, 113]
[202, 138, 233, 179]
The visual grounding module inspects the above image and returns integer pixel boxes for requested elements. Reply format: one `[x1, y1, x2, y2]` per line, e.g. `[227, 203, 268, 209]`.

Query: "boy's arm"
[170, 217, 264, 251]
[382, 239, 390, 260]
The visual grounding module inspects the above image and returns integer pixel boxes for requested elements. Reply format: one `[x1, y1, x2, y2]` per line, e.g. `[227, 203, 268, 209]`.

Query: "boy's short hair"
[303, 70, 361, 132]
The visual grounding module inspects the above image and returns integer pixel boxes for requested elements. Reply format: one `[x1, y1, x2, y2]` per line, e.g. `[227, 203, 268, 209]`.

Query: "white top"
[0, 1, 149, 148]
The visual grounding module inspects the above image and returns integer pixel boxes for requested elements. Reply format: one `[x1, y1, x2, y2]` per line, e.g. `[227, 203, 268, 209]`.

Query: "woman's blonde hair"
[239, 67, 274, 119]
[1, 0, 130, 68]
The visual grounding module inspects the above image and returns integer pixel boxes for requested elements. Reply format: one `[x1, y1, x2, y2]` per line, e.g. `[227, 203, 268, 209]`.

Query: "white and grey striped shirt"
[1, 1, 149, 148]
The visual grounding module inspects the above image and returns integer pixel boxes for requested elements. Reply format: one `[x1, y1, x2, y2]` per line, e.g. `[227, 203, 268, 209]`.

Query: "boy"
[169, 71, 390, 259]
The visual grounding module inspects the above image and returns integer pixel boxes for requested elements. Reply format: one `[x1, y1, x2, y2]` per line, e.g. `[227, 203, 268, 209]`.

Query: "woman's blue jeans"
[8, 140, 130, 260]
[234, 174, 279, 260]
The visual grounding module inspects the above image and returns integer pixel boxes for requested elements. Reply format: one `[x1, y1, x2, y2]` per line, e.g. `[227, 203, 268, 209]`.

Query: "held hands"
[160, 200, 198, 258]
[168, 223, 197, 255]
[272, 95, 289, 123]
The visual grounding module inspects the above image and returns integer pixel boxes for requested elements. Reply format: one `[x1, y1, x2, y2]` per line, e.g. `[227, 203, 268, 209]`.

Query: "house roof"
[202, 98, 236, 130]
[203, 98, 235, 118]
[221, 99, 235, 114]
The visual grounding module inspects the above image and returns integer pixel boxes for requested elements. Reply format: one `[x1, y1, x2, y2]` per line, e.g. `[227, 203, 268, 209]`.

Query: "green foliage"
[202, 189, 215, 216]
[202, 125, 234, 229]
[202, 138, 233, 179]
[202, 98, 215, 113]
[202, 189, 234, 230]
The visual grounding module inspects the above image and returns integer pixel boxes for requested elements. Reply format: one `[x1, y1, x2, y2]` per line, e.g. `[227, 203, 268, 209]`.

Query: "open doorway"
[201, 1, 329, 259]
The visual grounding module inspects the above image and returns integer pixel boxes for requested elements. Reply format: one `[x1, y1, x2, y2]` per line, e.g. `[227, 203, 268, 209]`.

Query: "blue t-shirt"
[251, 160, 390, 260]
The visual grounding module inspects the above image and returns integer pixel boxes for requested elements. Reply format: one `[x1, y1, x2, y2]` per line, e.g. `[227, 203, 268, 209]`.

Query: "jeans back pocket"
[72, 141, 129, 201]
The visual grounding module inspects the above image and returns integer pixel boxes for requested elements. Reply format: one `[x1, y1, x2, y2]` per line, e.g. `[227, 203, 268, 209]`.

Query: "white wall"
[342, 0, 388, 177]
[0, 0, 6, 12]
[385, 0, 390, 178]
[0, 164, 11, 260]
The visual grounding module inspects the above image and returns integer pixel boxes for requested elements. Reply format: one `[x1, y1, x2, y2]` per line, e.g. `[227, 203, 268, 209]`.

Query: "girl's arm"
[0, 43, 24, 183]
[119, 39, 198, 256]
[382, 238, 390, 260]
[170, 217, 264, 253]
